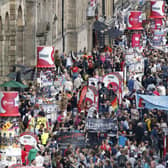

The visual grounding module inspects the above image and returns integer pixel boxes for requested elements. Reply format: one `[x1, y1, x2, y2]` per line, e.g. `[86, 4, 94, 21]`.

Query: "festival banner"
[102, 73, 120, 91]
[0, 92, 20, 117]
[86, 118, 118, 133]
[150, 0, 165, 19]
[19, 132, 37, 147]
[37, 46, 55, 68]
[132, 33, 141, 48]
[136, 94, 168, 110]
[78, 86, 98, 112]
[55, 132, 86, 149]
[103, 73, 123, 104]
[127, 11, 143, 30]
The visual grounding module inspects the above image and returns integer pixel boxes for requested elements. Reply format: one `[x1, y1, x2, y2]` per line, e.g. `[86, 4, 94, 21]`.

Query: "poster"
[77, 86, 99, 112]
[132, 33, 141, 48]
[127, 11, 143, 30]
[150, 0, 165, 19]
[37, 46, 55, 68]
[0, 92, 20, 117]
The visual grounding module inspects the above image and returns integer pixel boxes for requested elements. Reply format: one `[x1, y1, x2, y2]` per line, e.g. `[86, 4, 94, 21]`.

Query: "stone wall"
[0, 0, 119, 77]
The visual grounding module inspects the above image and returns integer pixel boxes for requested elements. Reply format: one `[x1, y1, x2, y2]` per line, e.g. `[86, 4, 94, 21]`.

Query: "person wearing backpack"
[117, 149, 127, 168]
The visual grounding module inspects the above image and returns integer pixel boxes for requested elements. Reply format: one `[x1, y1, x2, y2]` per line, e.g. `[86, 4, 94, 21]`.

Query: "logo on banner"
[127, 11, 143, 30]
[103, 74, 120, 92]
[0, 92, 19, 115]
[37, 46, 55, 68]
[39, 47, 54, 65]
[19, 132, 37, 146]
[151, 1, 165, 18]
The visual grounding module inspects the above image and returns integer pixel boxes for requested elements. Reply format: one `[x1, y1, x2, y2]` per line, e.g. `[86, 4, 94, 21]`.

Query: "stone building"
[0, 0, 115, 77]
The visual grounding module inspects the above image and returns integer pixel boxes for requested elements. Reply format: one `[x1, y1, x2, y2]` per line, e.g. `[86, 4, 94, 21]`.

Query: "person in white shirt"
[35, 151, 44, 167]
[66, 54, 73, 69]
[74, 75, 83, 90]
[134, 77, 143, 91]
[157, 82, 166, 96]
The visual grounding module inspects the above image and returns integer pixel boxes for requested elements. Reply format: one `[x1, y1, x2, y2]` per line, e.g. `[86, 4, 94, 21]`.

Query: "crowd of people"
[8, 40, 167, 168]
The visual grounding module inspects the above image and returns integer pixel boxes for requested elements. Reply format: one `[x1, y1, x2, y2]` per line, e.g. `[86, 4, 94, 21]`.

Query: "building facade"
[0, 0, 115, 77]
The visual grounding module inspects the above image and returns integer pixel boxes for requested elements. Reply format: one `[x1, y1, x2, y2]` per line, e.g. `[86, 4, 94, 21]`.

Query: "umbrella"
[0, 80, 28, 88]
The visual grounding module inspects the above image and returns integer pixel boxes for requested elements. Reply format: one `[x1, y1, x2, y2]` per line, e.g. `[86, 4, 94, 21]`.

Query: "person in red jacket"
[21, 145, 28, 165]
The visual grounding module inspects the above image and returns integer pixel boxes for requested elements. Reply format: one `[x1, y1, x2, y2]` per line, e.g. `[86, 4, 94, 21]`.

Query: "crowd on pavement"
[10, 41, 168, 168]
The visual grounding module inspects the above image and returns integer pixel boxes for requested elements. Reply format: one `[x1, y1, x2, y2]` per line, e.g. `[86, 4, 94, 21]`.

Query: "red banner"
[150, 1, 165, 19]
[0, 92, 20, 117]
[127, 11, 143, 30]
[37, 46, 55, 68]
[132, 33, 141, 48]
[154, 18, 164, 29]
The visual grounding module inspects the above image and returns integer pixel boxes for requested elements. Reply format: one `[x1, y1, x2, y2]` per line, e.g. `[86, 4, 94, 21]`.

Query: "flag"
[111, 96, 118, 112]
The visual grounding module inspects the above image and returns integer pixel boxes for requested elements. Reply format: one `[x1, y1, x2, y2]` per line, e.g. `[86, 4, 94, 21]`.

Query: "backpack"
[118, 154, 126, 167]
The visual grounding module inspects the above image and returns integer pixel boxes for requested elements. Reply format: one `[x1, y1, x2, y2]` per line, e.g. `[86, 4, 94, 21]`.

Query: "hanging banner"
[132, 33, 141, 48]
[136, 94, 168, 110]
[19, 132, 37, 147]
[102, 73, 123, 104]
[0, 92, 20, 117]
[37, 46, 55, 68]
[77, 86, 98, 112]
[86, 118, 118, 133]
[102, 73, 120, 92]
[127, 11, 143, 30]
[150, 0, 165, 19]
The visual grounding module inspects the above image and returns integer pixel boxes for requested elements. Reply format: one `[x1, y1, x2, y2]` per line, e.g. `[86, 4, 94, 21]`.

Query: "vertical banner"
[0, 92, 20, 117]
[37, 46, 55, 68]
[132, 33, 141, 48]
[150, 0, 165, 19]
[127, 11, 143, 30]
